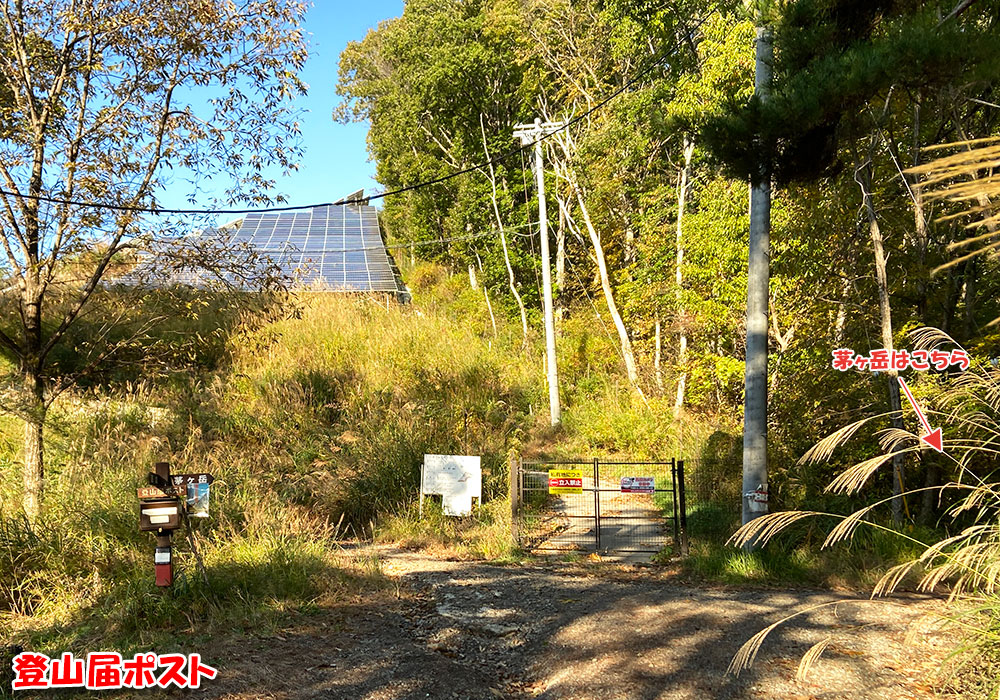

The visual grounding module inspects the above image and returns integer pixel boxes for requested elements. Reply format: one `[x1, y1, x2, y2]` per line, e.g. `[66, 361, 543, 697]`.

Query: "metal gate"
[514, 458, 687, 555]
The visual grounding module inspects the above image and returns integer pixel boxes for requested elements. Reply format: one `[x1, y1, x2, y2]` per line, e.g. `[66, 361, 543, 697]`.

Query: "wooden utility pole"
[742, 26, 772, 531]
[515, 118, 565, 426]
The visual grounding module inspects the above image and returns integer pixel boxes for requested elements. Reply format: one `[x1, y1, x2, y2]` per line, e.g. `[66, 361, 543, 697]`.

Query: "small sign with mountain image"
[620, 476, 655, 494]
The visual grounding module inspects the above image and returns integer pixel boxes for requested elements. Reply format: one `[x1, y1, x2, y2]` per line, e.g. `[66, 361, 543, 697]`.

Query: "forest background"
[335, 0, 1000, 525]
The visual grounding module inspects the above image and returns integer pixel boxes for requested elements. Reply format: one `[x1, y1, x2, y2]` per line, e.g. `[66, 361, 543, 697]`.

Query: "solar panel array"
[227, 204, 402, 293]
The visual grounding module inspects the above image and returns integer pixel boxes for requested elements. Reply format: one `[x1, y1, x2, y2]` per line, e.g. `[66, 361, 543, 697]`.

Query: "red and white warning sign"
[620, 476, 655, 494]
[548, 469, 584, 494]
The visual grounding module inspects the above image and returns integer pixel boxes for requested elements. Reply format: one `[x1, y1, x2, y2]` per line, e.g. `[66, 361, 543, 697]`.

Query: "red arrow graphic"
[897, 376, 943, 452]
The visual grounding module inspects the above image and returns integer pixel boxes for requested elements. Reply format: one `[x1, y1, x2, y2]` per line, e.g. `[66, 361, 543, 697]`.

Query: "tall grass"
[218, 287, 540, 527]
[0, 385, 388, 654]
[729, 330, 1000, 694]
[0, 275, 541, 652]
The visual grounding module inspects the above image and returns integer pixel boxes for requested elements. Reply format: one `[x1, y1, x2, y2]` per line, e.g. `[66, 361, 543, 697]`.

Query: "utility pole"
[514, 118, 564, 426]
[742, 26, 773, 534]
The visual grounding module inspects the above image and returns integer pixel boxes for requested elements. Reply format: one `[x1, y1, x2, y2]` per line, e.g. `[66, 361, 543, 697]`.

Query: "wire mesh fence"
[679, 456, 742, 543]
[516, 458, 687, 554]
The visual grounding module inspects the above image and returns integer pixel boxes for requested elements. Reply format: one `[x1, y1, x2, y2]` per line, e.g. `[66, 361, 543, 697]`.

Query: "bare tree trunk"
[912, 189, 930, 323]
[654, 320, 663, 393]
[468, 264, 478, 290]
[964, 258, 977, 338]
[480, 114, 529, 346]
[23, 418, 44, 521]
[22, 267, 46, 521]
[857, 155, 905, 526]
[483, 286, 498, 339]
[673, 137, 694, 420]
[834, 276, 850, 344]
[549, 126, 641, 393]
[574, 187, 642, 390]
[908, 102, 935, 526]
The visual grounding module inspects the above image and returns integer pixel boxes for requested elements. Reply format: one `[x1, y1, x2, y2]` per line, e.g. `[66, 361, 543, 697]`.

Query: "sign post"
[138, 462, 214, 587]
[138, 462, 180, 587]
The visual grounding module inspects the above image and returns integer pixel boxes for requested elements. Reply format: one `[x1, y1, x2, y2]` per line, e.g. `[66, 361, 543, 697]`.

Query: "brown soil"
[190, 546, 953, 700]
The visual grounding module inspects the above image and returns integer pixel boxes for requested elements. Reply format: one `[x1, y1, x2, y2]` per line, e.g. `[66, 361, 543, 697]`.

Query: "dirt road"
[205, 548, 951, 700]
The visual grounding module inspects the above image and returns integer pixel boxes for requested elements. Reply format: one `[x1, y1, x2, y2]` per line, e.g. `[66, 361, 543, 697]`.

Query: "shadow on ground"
[45, 550, 944, 700]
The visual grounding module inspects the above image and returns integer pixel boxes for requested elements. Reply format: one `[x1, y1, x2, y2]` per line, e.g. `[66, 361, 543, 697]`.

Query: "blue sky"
[163, 2, 403, 211]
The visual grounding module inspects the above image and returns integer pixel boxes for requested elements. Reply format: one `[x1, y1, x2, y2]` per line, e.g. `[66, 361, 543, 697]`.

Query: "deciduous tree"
[0, 0, 308, 521]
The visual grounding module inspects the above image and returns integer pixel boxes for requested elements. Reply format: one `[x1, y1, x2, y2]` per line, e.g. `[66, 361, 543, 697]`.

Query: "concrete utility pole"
[514, 118, 564, 426]
[742, 27, 773, 533]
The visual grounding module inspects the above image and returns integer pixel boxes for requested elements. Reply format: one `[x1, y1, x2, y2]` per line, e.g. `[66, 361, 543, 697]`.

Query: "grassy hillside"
[0, 264, 550, 652]
[0, 262, 913, 660]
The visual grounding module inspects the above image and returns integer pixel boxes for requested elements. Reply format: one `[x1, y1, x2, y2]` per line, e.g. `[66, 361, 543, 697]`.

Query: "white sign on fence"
[421, 454, 482, 517]
[620, 476, 655, 494]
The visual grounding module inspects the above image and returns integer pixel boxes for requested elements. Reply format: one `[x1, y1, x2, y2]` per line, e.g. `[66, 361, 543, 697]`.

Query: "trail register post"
[138, 462, 214, 587]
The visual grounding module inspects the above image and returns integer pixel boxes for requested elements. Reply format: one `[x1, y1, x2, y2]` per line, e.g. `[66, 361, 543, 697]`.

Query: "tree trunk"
[833, 276, 850, 345]
[654, 319, 663, 393]
[674, 137, 694, 420]
[918, 460, 939, 527]
[574, 187, 642, 390]
[480, 115, 529, 347]
[963, 258, 977, 339]
[857, 156, 905, 526]
[556, 201, 566, 324]
[22, 371, 45, 523]
[21, 263, 46, 522]
[483, 285, 498, 339]
[742, 27, 772, 530]
[911, 100, 930, 324]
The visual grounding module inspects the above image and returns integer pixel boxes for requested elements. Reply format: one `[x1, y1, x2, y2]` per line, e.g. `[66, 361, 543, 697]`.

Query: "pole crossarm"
[513, 121, 567, 143]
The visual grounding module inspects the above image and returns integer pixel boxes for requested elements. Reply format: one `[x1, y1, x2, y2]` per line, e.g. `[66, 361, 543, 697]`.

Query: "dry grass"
[907, 137, 1000, 274]
[729, 332, 1000, 694]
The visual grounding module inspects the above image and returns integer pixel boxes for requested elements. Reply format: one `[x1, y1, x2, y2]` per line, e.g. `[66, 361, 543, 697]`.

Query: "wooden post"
[418, 459, 425, 519]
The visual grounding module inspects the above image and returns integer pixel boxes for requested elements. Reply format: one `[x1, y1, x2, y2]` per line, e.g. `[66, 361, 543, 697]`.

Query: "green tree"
[0, 0, 308, 522]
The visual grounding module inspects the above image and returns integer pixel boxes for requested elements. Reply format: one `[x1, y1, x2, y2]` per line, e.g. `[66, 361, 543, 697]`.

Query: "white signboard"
[620, 476, 655, 494]
[421, 454, 482, 516]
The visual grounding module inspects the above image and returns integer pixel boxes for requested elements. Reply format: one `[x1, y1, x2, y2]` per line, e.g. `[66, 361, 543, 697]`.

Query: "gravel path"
[198, 547, 951, 700]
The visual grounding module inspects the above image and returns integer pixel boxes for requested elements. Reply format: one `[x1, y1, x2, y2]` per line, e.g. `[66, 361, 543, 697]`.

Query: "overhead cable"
[0, 12, 714, 216]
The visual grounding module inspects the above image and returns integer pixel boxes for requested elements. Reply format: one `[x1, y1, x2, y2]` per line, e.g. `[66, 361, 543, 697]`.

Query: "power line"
[0, 190, 336, 216]
[0, 11, 713, 217]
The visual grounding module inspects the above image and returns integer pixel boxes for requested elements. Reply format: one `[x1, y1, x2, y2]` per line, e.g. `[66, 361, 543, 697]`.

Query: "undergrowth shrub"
[376, 498, 520, 561]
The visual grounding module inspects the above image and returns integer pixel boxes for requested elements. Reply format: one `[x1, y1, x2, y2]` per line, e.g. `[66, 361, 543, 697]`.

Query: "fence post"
[671, 459, 679, 545]
[678, 459, 689, 556]
[509, 452, 520, 546]
[593, 457, 601, 551]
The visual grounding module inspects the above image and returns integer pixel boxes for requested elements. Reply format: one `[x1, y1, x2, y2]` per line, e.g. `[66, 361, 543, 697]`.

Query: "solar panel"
[227, 204, 403, 293]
